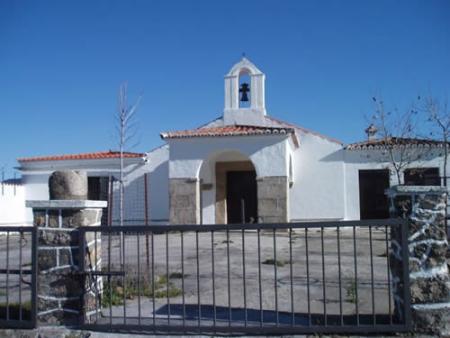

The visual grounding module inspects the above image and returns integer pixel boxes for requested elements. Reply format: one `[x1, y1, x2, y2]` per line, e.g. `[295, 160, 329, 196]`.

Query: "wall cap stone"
[386, 185, 447, 196]
[27, 200, 107, 209]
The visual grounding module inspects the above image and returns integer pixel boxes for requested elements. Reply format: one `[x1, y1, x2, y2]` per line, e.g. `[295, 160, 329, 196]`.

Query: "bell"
[239, 83, 250, 102]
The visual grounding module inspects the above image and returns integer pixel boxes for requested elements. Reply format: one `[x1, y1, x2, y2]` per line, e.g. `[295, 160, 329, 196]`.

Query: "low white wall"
[20, 157, 158, 225]
[0, 183, 28, 226]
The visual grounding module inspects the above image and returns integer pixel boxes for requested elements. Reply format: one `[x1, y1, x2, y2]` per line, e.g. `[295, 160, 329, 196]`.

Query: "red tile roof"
[346, 137, 449, 150]
[18, 151, 145, 163]
[161, 125, 295, 139]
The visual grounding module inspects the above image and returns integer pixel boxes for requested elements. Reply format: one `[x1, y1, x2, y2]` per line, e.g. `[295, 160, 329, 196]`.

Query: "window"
[404, 168, 440, 186]
[88, 176, 110, 225]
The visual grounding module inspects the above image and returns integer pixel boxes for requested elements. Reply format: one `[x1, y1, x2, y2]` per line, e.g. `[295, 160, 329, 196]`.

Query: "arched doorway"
[199, 151, 258, 224]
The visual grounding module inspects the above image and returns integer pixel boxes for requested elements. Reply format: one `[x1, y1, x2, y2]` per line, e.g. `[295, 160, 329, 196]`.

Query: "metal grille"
[79, 219, 411, 335]
[0, 226, 37, 329]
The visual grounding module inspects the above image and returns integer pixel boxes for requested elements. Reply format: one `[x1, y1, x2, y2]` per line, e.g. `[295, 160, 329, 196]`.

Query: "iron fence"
[79, 219, 411, 335]
[0, 226, 37, 329]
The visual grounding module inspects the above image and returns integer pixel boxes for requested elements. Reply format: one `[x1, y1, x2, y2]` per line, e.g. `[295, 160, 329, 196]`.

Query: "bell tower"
[223, 57, 267, 126]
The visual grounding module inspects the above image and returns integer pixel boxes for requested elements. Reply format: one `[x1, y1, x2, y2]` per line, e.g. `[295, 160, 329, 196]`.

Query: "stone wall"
[28, 201, 105, 325]
[27, 171, 105, 325]
[169, 178, 200, 224]
[387, 186, 450, 335]
[257, 176, 288, 223]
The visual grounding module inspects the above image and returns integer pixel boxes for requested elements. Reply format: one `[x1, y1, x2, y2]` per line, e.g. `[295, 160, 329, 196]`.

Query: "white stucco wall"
[140, 145, 169, 223]
[168, 134, 290, 179]
[168, 134, 291, 224]
[344, 147, 450, 220]
[288, 130, 346, 221]
[0, 183, 28, 226]
[19, 157, 148, 224]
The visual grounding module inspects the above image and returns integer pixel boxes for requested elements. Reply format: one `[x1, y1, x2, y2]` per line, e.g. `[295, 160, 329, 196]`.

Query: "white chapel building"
[15, 57, 449, 226]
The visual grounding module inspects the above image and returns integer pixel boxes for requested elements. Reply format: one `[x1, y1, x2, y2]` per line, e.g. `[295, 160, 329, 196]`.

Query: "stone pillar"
[387, 186, 450, 335]
[169, 178, 200, 224]
[26, 171, 106, 325]
[257, 176, 288, 223]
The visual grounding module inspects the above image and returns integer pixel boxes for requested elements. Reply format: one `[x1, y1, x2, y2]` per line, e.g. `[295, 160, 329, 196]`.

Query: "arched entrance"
[199, 151, 258, 224]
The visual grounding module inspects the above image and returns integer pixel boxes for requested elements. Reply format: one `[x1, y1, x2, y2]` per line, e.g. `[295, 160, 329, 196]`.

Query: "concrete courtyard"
[85, 226, 395, 327]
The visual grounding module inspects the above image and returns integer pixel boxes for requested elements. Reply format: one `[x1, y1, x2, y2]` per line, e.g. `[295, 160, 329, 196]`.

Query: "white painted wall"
[0, 183, 28, 226]
[168, 134, 290, 179]
[287, 130, 346, 221]
[19, 157, 148, 224]
[344, 147, 450, 220]
[140, 145, 169, 224]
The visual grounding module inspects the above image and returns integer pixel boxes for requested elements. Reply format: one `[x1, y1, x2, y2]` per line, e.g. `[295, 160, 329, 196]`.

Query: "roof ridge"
[18, 150, 145, 163]
[265, 116, 343, 144]
[346, 137, 449, 150]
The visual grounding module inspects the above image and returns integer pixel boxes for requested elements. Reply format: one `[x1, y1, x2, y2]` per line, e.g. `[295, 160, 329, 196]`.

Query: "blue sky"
[0, 0, 449, 178]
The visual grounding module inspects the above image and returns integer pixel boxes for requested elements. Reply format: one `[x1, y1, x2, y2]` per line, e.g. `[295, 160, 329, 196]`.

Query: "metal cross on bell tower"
[239, 83, 250, 102]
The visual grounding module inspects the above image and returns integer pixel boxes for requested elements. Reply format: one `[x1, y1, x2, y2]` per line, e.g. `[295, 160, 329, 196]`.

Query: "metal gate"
[0, 226, 37, 329]
[79, 219, 411, 335]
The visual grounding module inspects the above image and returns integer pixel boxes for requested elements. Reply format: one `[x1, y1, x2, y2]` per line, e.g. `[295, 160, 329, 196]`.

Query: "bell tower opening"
[223, 57, 266, 125]
[238, 72, 251, 108]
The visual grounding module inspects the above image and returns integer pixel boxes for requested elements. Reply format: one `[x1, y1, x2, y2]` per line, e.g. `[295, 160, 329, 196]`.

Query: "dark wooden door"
[359, 169, 390, 219]
[226, 171, 257, 223]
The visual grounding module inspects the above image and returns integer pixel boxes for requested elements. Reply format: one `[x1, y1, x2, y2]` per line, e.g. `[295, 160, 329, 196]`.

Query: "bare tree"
[116, 82, 141, 227]
[423, 96, 450, 187]
[370, 96, 423, 185]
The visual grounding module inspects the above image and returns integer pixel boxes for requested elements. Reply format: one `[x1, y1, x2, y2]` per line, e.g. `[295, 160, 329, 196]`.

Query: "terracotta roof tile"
[346, 137, 449, 150]
[160, 125, 295, 139]
[18, 151, 145, 163]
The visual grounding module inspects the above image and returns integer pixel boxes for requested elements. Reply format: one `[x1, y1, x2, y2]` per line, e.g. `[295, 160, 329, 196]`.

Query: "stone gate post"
[26, 171, 106, 325]
[387, 186, 450, 335]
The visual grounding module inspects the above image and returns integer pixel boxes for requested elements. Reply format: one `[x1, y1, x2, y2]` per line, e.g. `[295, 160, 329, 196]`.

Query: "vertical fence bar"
[122, 233, 127, 325]
[227, 227, 231, 327]
[211, 230, 216, 329]
[144, 173, 150, 273]
[289, 228, 294, 326]
[352, 224, 359, 326]
[6, 231, 9, 320]
[321, 226, 327, 326]
[108, 176, 113, 226]
[78, 228, 86, 326]
[181, 231, 185, 329]
[19, 231, 23, 321]
[137, 232, 142, 326]
[400, 221, 412, 328]
[273, 228, 279, 327]
[369, 225, 376, 326]
[196, 230, 201, 329]
[94, 230, 99, 323]
[242, 228, 247, 327]
[151, 231, 155, 329]
[257, 228, 263, 327]
[385, 225, 393, 325]
[31, 226, 38, 328]
[337, 226, 343, 326]
[108, 227, 113, 329]
[305, 228, 311, 326]
[166, 232, 170, 326]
